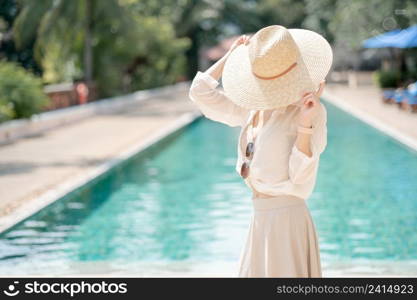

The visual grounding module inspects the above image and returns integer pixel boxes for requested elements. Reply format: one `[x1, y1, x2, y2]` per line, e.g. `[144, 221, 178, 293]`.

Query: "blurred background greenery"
[0, 0, 416, 121]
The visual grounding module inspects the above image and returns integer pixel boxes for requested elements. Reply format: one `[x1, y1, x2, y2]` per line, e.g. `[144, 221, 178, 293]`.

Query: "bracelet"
[297, 125, 313, 135]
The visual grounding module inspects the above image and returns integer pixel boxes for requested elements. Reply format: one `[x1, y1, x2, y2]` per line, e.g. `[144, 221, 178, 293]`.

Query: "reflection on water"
[0, 101, 417, 276]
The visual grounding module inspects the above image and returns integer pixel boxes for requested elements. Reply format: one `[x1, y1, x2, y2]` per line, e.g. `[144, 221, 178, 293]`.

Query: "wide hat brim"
[222, 28, 333, 110]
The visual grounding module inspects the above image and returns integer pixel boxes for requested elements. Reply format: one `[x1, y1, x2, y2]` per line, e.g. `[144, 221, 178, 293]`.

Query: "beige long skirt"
[237, 194, 322, 277]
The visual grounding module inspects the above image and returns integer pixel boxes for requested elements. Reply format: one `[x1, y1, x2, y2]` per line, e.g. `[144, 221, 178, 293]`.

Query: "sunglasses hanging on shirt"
[240, 110, 264, 179]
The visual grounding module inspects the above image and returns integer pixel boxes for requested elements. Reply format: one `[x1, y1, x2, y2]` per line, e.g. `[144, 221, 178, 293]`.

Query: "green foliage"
[117, 17, 190, 93]
[256, 0, 306, 29]
[302, 0, 337, 43]
[303, 0, 417, 50]
[0, 0, 42, 75]
[373, 70, 402, 88]
[12, 0, 191, 97]
[0, 61, 49, 122]
[374, 68, 417, 88]
[90, 10, 190, 97]
[404, 68, 417, 82]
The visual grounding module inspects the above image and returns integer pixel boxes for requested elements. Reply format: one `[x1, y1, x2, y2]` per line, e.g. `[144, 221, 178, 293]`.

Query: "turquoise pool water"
[0, 101, 417, 276]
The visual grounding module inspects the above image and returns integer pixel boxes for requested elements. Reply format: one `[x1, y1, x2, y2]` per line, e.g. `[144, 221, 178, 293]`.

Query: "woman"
[188, 25, 332, 277]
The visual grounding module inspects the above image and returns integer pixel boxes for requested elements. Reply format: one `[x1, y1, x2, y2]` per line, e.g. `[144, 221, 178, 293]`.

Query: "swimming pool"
[0, 101, 417, 276]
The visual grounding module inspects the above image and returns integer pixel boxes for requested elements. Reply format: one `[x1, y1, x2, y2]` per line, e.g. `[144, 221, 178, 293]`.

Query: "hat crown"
[248, 25, 299, 79]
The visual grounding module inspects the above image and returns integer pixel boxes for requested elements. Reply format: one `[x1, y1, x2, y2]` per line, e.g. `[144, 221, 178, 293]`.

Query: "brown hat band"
[252, 62, 297, 80]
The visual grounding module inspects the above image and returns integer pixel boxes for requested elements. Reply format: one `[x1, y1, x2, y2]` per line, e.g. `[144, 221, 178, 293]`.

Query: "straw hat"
[222, 25, 333, 110]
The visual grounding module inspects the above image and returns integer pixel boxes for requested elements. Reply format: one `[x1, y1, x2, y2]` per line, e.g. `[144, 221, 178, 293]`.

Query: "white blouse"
[188, 71, 328, 200]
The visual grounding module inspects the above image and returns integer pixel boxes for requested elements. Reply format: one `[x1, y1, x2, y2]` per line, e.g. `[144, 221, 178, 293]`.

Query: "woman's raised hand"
[298, 80, 326, 128]
[228, 34, 251, 53]
[207, 35, 251, 80]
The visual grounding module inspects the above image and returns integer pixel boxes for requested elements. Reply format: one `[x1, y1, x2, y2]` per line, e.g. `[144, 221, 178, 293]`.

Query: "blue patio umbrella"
[363, 24, 417, 48]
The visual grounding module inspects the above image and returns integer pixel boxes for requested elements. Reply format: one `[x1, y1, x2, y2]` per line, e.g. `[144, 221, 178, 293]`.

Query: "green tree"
[13, 0, 132, 85]
[12, 0, 190, 97]
[0, 0, 41, 74]
[302, 0, 337, 43]
[0, 61, 49, 122]
[129, 0, 214, 80]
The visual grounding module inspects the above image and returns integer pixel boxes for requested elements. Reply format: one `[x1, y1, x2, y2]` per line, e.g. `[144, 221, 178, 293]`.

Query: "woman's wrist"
[297, 121, 313, 135]
[298, 121, 312, 128]
[297, 125, 313, 135]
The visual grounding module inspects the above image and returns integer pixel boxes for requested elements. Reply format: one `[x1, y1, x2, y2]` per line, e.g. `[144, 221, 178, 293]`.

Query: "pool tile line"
[0, 110, 202, 235]
[322, 90, 417, 153]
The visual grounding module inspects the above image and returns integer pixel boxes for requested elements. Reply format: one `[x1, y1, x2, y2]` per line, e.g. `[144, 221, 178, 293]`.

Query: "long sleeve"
[188, 71, 250, 127]
[288, 102, 328, 185]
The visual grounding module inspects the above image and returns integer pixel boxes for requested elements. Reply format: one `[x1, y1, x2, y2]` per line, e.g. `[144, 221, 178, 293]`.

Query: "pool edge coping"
[0, 110, 202, 235]
[322, 90, 417, 153]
